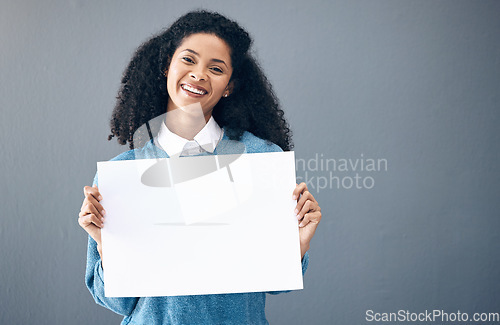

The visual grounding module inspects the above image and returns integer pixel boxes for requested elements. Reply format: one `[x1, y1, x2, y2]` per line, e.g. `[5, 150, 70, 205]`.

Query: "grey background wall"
[1, 0, 499, 324]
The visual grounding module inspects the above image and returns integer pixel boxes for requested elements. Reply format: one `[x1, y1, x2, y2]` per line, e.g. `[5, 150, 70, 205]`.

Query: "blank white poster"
[97, 151, 303, 297]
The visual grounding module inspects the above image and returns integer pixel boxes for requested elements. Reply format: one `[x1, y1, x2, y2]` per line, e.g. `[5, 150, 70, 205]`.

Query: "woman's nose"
[189, 69, 206, 81]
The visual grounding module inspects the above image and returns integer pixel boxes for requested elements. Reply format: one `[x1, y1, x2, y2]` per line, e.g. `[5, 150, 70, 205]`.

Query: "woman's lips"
[181, 83, 207, 97]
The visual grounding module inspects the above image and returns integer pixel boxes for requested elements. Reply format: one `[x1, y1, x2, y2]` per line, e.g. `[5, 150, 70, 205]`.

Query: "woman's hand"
[293, 182, 322, 259]
[78, 185, 106, 261]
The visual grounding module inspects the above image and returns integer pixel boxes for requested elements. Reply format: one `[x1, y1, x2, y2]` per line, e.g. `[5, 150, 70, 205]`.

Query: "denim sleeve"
[85, 236, 139, 316]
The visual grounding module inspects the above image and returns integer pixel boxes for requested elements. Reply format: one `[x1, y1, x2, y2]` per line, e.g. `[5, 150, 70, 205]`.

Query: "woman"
[79, 10, 321, 324]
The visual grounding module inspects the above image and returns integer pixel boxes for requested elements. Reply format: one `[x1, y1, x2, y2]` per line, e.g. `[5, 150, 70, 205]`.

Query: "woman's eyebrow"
[182, 49, 228, 68]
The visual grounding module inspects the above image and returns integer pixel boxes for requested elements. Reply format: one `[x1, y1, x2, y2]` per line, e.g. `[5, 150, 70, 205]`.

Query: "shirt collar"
[156, 116, 223, 156]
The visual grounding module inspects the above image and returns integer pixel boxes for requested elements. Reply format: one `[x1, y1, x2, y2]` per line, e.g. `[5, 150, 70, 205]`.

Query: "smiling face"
[165, 33, 233, 120]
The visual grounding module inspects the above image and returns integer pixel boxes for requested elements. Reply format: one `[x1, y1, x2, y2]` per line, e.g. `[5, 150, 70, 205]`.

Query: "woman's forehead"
[175, 33, 232, 66]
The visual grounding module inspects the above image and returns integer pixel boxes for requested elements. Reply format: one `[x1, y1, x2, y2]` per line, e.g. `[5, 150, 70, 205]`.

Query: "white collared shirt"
[155, 116, 223, 156]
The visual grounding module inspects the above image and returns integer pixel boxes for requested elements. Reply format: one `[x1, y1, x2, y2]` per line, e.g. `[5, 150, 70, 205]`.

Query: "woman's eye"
[210, 67, 223, 74]
[182, 57, 194, 63]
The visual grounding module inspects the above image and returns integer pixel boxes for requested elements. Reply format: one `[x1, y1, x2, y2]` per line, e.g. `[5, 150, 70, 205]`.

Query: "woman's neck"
[165, 103, 211, 140]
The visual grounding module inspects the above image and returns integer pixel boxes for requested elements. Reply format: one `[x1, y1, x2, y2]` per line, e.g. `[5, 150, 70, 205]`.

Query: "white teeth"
[182, 84, 206, 95]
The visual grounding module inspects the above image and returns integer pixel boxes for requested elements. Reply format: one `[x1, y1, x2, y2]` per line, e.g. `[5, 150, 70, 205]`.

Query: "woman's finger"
[82, 186, 105, 217]
[297, 199, 314, 221]
[292, 182, 308, 200]
[294, 190, 316, 217]
[85, 195, 105, 218]
[79, 202, 104, 221]
[84, 185, 103, 202]
[78, 213, 104, 229]
[299, 212, 311, 228]
[299, 211, 321, 228]
[78, 214, 102, 246]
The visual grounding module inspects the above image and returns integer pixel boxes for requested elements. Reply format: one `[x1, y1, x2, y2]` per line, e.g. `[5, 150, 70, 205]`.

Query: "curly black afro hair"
[108, 10, 293, 151]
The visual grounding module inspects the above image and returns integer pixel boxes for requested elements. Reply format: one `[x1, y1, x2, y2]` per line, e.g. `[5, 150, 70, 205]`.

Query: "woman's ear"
[224, 81, 235, 97]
